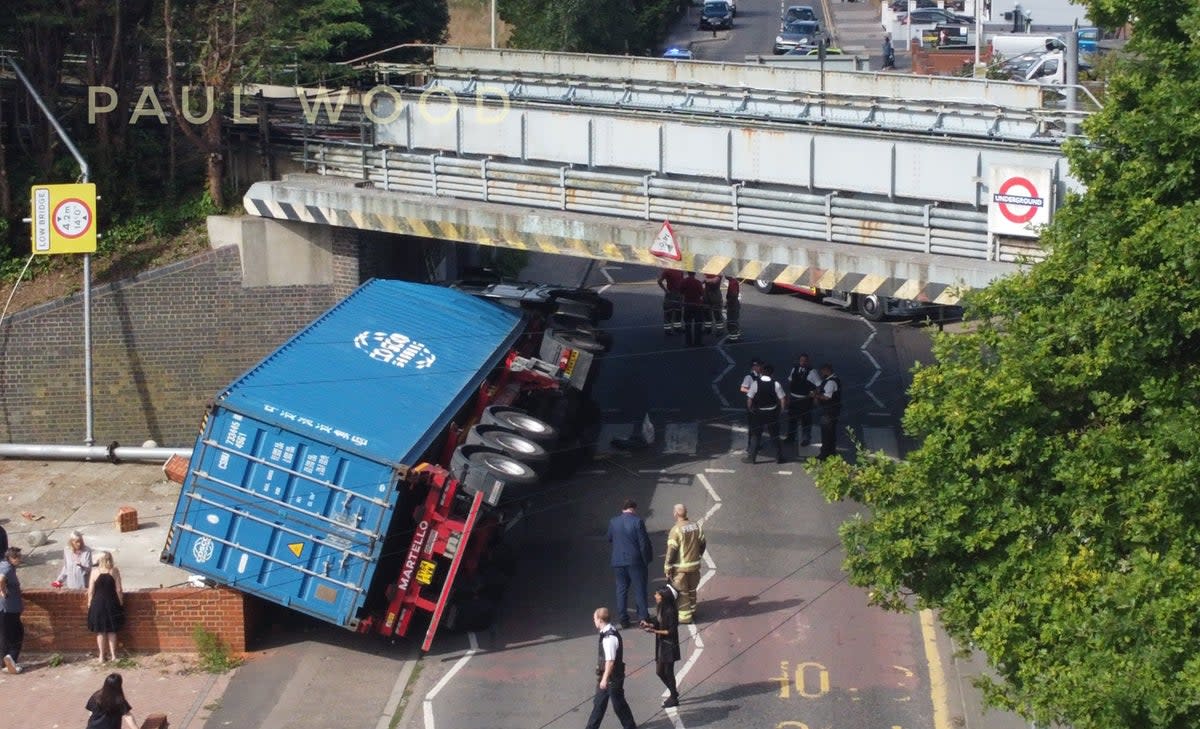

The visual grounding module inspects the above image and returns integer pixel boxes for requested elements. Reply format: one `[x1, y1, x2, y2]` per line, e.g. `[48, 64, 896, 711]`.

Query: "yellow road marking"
[920, 609, 951, 729]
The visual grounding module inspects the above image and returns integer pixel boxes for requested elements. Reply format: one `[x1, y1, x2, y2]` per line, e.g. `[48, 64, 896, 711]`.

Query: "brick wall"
[21, 586, 261, 654]
[0, 245, 339, 446]
[910, 39, 992, 76]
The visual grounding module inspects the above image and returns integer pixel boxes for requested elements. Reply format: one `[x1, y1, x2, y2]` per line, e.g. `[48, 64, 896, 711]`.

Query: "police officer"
[584, 607, 638, 729]
[702, 274, 724, 334]
[784, 353, 819, 446]
[680, 271, 706, 346]
[745, 364, 787, 464]
[657, 268, 684, 334]
[664, 504, 706, 625]
[812, 363, 842, 460]
[739, 359, 763, 452]
[724, 277, 742, 341]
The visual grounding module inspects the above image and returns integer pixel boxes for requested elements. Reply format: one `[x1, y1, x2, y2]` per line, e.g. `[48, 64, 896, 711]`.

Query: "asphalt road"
[398, 255, 940, 729]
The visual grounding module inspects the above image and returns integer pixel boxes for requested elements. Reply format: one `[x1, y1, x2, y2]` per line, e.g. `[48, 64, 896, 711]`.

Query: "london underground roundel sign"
[988, 167, 1052, 238]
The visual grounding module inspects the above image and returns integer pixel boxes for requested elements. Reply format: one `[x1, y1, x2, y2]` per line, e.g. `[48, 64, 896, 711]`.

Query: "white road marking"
[776, 470, 794, 475]
[711, 340, 735, 407]
[423, 631, 479, 729]
[704, 468, 735, 474]
[375, 650, 418, 729]
[859, 318, 888, 411]
[663, 422, 699, 455]
[598, 264, 615, 293]
[697, 473, 722, 503]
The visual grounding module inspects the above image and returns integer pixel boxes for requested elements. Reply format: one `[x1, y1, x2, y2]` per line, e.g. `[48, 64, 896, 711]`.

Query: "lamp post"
[491, 0, 497, 48]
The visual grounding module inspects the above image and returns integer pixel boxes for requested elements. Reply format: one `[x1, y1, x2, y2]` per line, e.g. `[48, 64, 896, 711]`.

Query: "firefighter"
[680, 272, 706, 346]
[664, 504, 706, 625]
[745, 364, 787, 464]
[702, 273, 724, 334]
[657, 268, 684, 334]
[724, 277, 742, 341]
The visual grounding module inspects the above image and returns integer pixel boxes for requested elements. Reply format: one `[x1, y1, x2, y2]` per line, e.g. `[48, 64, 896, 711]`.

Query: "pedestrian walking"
[812, 363, 842, 459]
[584, 607, 638, 729]
[640, 586, 681, 708]
[88, 551, 126, 663]
[882, 34, 895, 70]
[0, 546, 25, 674]
[745, 364, 787, 464]
[657, 268, 684, 335]
[607, 500, 654, 627]
[680, 272, 706, 346]
[53, 530, 93, 589]
[724, 277, 742, 341]
[702, 273, 724, 334]
[84, 672, 139, 729]
[664, 504, 706, 624]
[739, 359, 763, 451]
[784, 354, 820, 446]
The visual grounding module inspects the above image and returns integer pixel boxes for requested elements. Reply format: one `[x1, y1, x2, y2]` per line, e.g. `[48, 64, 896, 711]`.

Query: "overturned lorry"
[161, 278, 610, 650]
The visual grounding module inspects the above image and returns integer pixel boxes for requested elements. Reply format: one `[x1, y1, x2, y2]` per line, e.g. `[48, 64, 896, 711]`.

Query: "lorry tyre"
[855, 294, 887, 322]
[554, 291, 614, 322]
[754, 278, 777, 294]
[451, 445, 539, 505]
[465, 425, 550, 474]
[480, 406, 559, 444]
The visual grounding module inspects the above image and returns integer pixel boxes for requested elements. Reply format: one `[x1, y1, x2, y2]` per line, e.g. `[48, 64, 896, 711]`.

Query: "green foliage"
[499, 0, 682, 54]
[48, 653, 64, 667]
[192, 626, 244, 674]
[340, 0, 450, 61]
[112, 656, 138, 669]
[811, 2, 1200, 727]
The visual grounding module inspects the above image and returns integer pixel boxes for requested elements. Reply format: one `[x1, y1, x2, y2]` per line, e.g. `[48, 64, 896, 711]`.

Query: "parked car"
[782, 5, 817, 24]
[700, 1, 734, 29]
[785, 45, 843, 56]
[888, 0, 963, 10]
[662, 47, 694, 60]
[897, 8, 972, 25]
[774, 19, 824, 54]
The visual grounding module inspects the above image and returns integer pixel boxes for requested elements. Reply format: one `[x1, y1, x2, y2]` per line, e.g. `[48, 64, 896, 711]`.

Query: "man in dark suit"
[607, 499, 654, 628]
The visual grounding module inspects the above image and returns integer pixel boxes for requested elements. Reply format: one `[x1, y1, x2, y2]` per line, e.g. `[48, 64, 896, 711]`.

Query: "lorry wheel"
[465, 426, 550, 474]
[451, 445, 539, 505]
[754, 278, 777, 294]
[855, 294, 887, 322]
[480, 406, 559, 444]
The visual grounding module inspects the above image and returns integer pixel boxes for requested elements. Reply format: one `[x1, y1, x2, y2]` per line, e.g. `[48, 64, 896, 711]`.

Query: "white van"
[990, 33, 1064, 60]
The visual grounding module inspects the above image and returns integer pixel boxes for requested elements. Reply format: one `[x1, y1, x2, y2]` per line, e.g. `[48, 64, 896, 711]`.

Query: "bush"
[192, 626, 244, 674]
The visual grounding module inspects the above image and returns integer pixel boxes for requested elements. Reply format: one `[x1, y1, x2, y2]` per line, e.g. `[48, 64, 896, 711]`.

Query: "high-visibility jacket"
[665, 519, 706, 575]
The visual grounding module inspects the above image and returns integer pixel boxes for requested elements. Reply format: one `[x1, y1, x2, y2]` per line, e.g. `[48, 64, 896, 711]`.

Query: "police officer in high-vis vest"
[584, 607, 638, 729]
[745, 364, 787, 463]
[665, 504, 707, 624]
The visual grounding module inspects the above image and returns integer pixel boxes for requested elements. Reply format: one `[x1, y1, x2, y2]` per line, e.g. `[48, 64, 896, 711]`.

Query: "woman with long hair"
[640, 584, 681, 708]
[53, 530, 93, 589]
[85, 672, 138, 729]
[86, 552, 125, 663]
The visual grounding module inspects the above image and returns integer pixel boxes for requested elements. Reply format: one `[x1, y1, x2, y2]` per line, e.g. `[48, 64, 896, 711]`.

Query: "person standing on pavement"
[584, 607, 638, 729]
[784, 354, 820, 446]
[0, 546, 24, 674]
[84, 672, 139, 729]
[680, 271, 706, 346]
[640, 586, 681, 708]
[607, 500, 654, 627]
[53, 530, 93, 589]
[657, 268, 684, 335]
[745, 364, 787, 464]
[702, 273, 724, 334]
[664, 504, 706, 625]
[813, 363, 842, 460]
[724, 277, 742, 341]
[88, 551, 126, 663]
[882, 34, 896, 70]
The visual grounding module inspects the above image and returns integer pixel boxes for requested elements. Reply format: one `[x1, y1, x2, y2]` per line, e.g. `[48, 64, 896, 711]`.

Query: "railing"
[299, 142, 1042, 264]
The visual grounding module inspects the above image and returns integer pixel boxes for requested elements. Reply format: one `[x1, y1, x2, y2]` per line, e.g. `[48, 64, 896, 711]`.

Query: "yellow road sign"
[31, 183, 98, 255]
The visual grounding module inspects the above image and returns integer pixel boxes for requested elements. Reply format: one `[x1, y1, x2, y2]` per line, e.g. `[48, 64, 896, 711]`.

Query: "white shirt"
[739, 372, 759, 394]
[598, 623, 620, 661]
[820, 377, 839, 399]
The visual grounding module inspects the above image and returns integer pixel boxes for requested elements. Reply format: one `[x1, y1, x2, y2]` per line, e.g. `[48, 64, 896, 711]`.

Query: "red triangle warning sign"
[650, 221, 681, 261]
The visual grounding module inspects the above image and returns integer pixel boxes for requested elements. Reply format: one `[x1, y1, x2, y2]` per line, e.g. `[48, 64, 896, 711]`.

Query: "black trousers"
[683, 304, 704, 345]
[787, 401, 813, 443]
[748, 408, 783, 461]
[0, 611, 23, 662]
[657, 659, 679, 699]
[819, 414, 839, 459]
[584, 677, 637, 729]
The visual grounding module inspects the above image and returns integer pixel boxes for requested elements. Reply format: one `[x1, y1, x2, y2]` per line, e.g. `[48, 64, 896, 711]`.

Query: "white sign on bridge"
[650, 220, 681, 260]
[988, 166, 1053, 238]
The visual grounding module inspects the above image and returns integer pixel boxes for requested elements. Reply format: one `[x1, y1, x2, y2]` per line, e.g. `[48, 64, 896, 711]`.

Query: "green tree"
[339, 0, 449, 62]
[162, 0, 368, 208]
[812, 2, 1200, 728]
[499, 0, 679, 54]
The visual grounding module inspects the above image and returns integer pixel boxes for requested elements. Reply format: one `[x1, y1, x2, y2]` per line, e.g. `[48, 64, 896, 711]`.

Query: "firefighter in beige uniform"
[664, 504, 707, 624]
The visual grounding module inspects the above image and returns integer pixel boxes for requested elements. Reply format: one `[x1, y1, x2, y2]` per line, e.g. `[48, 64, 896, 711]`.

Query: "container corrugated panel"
[165, 279, 525, 627]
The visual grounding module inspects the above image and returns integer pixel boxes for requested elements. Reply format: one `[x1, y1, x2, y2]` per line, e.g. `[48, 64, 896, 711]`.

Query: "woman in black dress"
[640, 585, 682, 708]
[85, 672, 138, 729]
[87, 551, 125, 663]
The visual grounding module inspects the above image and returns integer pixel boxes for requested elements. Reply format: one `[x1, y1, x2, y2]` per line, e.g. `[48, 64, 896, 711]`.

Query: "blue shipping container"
[164, 279, 525, 627]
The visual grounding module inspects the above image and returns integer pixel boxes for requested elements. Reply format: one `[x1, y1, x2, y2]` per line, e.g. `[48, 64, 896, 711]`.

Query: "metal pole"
[7, 57, 95, 446]
[1065, 19, 1079, 135]
[491, 0, 497, 48]
[974, 0, 982, 70]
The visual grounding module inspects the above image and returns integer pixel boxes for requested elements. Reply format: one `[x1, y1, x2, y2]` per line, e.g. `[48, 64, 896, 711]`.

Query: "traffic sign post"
[987, 166, 1052, 238]
[650, 220, 682, 261]
[31, 183, 98, 255]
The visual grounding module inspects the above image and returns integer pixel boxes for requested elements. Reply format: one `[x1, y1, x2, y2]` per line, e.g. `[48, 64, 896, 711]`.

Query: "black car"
[700, 1, 734, 29]
[898, 7, 972, 25]
[889, 0, 964, 10]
